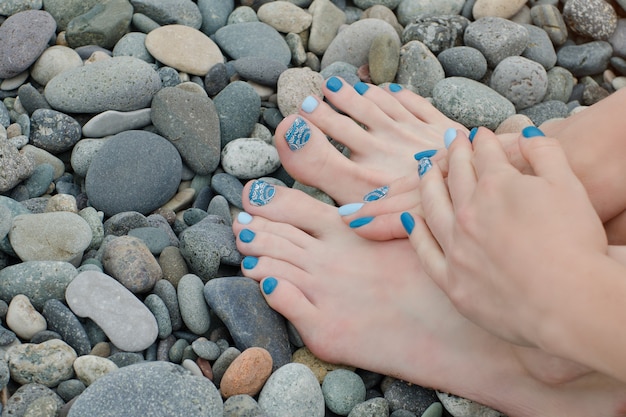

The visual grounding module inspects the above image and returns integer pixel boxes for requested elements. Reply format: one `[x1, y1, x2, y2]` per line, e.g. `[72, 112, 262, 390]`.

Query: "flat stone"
[65, 0, 133, 49]
[213, 80, 262, 147]
[257, 1, 312, 33]
[129, 0, 202, 28]
[177, 274, 211, 335]
[42, 299, 91, 356]
[307, 0, 346, 55]
[214, 21, 291, 66]
[198, 0, 234, 36]
[6, 339, 76, 387]
[101, 235, 162, 293]
[556, 41, 613, 77]
[82, 109, 152, 138]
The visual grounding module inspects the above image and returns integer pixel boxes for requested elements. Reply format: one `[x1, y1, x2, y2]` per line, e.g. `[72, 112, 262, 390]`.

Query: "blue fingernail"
[242, 256, 259, 269]
[262, 277, 278, 295]
[249, 180, 275, 206]
[285, 116, 311, 151]
[354, 82, 369, 95]
[326, 76, 343, 92]
[239, 229, 255, 243]
[468, 127, 478, 142]
[338, 202, 364, 216]
[522, 126, 545, 138]
[349, 216, 374, 228]
[389, 83, 402, 92]
[238, 212, 253, 225]
[301, 95, 319, 113]
[418, 157, 432, 178]
[414, 149, 437, 160]
[400, 212, 415, 235]
[363, 185, 389, 202]
[444, 128, 457, 149]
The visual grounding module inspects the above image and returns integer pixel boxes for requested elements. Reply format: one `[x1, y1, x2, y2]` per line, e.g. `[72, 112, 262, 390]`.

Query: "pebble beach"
[0, 0, 623, 416]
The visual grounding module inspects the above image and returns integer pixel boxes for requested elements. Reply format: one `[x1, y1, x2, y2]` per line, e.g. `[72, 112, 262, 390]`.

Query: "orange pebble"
[219, 347, 273, 398]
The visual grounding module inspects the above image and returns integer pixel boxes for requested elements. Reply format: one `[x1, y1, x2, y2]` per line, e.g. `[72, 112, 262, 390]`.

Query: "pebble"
[232, 56, 288, 86]
[556, 40, 613, 77]
[144, 293, 172, 339]
[177, 273, 211, 334]
[490, 56, 548, 110]
[437, 46, 487, 80]
[198, 0, 234, 36]
[291, 346, 354, 384]
[56, 379, 86, 402]
[212, 346, 241, 387]
[157, 247, 188, 289]
[130, 0, 203, 29]
[23, 163, 55, 198]
[215, 21, 292, 66]
[3, 383, 64, 417]
[348, 397, 391, 417]
[220, 347, 273, 398]
[214, 80, 262, 146]
[127, 226, 171, 255]
[518, 99, 569, 126]
[42, 299, 91, 356]
[402, 15, 469, 55]
[322, 369, 367, 416]
[30, 46, 83, 87]
[29, 109, 82, 154]
[529, 4, 568, 46]
[384, 380, 438, 415]
[223, 394, 264, 417]
[436, 391, 502, 417]
[101, 235, 162, 293]
[257, 1, 313, 33]
[112, 32, 153, 63]
[397, 40, 445, 97]
[307, 0, 346, 56]
[277, 67, 324, 116]
[472, 0, 526, 19]
[6, 339, 76, 387]
[521, 24, 557, 70]
[192, 337, 222, 361]
[6, 294, 47, 340]
[463, 17, 529, 68]
[396, 0, 465, 26]
[562, 0, 617, 41]
[65, 0, 133, 50]
[72, 355, 119, 386]
[81, 108, 152, 138]
[211, 173, 244, 209]
[0, 136, 35, 193]
[221, 138, 281, 179]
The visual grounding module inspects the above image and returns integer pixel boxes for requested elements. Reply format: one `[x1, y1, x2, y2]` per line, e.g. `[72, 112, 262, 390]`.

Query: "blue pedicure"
[354, 82, 369, 95]
[301, 95, 319, 113]
[400, 212, 415, 235]
[414, 149, 437, 160]
[389, 83, 402, 92]
[249, 180, 276, 206]
[338, 202, 365, 216]
[418, 157, 432, 177]
[522, 126, 545, 138]
[363, 185, 389, 202]
[239, 229, 256, 243]
[444, 128, 457, 149]
[285, 117, 311, 151]
[468, 127, 478, 142]
[326, 76, 343, 92]
[242, 256, 258, 269]
[238, 212, 253, 225]
[349, 216, 374, 228]
[262, 277, 278, 295]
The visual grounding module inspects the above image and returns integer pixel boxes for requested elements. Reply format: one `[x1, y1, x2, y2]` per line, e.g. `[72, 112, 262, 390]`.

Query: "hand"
[404, 127, 608, 347]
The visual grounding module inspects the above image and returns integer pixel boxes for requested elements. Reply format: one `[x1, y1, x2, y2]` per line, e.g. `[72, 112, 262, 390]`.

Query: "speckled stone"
[72, 355, 119, 386]
[556, 41, 613, 77]
[463, 17, 529, 68]
[3, 383, 64, 417]
[490, 56, 548, 110]
[6, 339, 76, 387]
[530, 4, 568, 46]
[563, 0, 617, 41]
[322, 369, 367, 416]
[214, 21, 291, 66]
[65, 0, 133, 50]
[397, 40, 445, 97]
[101, 235, 162, 293]
[42, 298, 91, 356]
[436, 392, 502, 417]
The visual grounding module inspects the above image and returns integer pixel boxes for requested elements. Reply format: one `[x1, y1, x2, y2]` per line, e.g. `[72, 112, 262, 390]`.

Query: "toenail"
[354, 82, 369, 95]
[414, 150, 437, 161]
[349, 216, 374, 228]
[338, 203, 364, 216]
[400, 212, 415, 235]
[389, 83, 403, 92]
[418, 157, 432, 178]
[249, 180, 275, 206]
[238, 212, 253, 225]
[285, 117, 311, 151]
[444, 128, 457, 149]
[326, 76, 343, 92]
[242, 256, 258, 269]
[522, 126, 545, 138]
[262, 277, 278, 295]
[301, 96, 319, 113]
[239, 229, 256, 243]
[363, 185, 389, 202]
[468, 127, 478, 142]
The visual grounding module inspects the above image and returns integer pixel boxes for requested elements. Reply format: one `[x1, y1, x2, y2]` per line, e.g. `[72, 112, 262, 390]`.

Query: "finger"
[472, 127, 516, 178]
[418, 161, 455, 251]
[445, 129, 477, 209]
[518, 127, 578, 186]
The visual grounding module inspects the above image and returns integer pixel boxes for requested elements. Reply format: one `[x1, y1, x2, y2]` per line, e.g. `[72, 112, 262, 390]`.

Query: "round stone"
[31, 45, 83, 86]
[101, 235, 162, 293]
[490, 56, 548, 110]
[563, 0, 617, 41]
[220, 347, 273, 398]
[6, 294, 47, 340]
[6, 339, 76, 387]
[322, 369, 367, 416]
[177, 274, 211, 335]
[73, 355, 118, 386]
[221, 138, 281, 180]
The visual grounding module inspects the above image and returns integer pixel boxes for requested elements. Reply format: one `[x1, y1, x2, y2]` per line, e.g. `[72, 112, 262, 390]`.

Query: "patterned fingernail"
[468, 127, 478, 142]
[238, 212, 253, 225]
[242, 256, 259, 269]
[249, 180, 275, 206]
[301, 95, 319, 113]
[239, 229, 255, 243]
[444, 128, 457, 149]
[522, 126, 545, 138]
[285, 117, 311, 151]
[363, 185, 389, 202]
[262, 277, 278, 295]
[414, 149, 437, 160]
[326, 76, 343, 92]
[418, 157, 432, 178]
[349, 216, 374, 228]
[389, 83, 402, 92]
[354, 82, 369, 95]
[400, 212, 415, 235]
[338, 203, 364, 216]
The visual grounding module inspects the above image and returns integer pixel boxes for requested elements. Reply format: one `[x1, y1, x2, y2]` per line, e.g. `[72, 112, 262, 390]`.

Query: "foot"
[233, 180, 626, 417]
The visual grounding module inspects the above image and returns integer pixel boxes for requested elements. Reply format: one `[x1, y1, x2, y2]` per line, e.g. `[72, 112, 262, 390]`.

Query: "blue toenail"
[468, 127, 478, 142]
[301, 96, 319, 113]
[285, 116, 311, 151]
[363, 186, 389, 202]
[242, 256, 258, 269]
[349, 216, 374, 228]
[522, 126, 545, 138]
[354, 82, 369, 95]
[389, 83, 403, 92]
[249, 180, 275, 206]
[400, 212, 415, 235]
[326, 76, 343, 92]
[238, 212, 253, 225]
[239, 229, 255, 243]
[262, 277, 278, 295]
[414, 150, 438, 160]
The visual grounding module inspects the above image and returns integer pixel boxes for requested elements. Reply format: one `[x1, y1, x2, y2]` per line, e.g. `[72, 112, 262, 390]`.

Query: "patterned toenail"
[262, 277, 278, 295]
[363, 185, 389, 202]
[242, 256, 258, 269]
[418, 158, 432, 178]
[249, 180, 275, 206]
[326, 76, 343, 92]
[239, 229, 255, 243]
[285, 117, 311, 151]
[237, 212, 253, 224]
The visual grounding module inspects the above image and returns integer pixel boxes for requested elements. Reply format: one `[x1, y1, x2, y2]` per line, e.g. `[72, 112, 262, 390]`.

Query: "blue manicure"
[522, 126, 545, 138]
[444, 128, 457, 149]
[242, 256, 258, 269]
[363, 185, 389, 202]
[262, 277, 278, 295]
[389, 83, 402, 92]
[418, 157, 432, 178]
[301, 95, 318, 113]
[238, 212, 253, 225]
[239, 229, 256, 243]
[338, 203, 364, 216]
[400, 212, 415, 235]
[326, 76, 343, 92]
[468, 127, 478, 142]
[414, 149, 437, 160]
[285, 116, 311, 151]
[249, 180, 275, 206]
[349, 216, 374, 228]
[354, 82, 369, 95]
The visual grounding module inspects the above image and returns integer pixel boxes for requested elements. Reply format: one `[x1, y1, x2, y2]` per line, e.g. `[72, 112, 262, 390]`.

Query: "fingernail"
[418, 157, 432, 178]
[238, 212, 253, 225]
[400, 212, 415, 235]
[414, 149, 437, 160]
[363, 185, 389, 202]
[354, 82, 369, 95]
[349, 216, 374, 228]
[326, 76, 343, 92]
[389, 83, 402, 92]
[242, 256, 259, 269]
[262, 277, 278, 295]
[239, 229, 255, 243]
[444, 128, 457, 149]
[468, 127, 478, 142]
[522, 126, 545, 138]
[249, 180, 275, 206]
[301, 95, 319, 113]
[338, 202, 364, 216]
[285, 116, 311, 151]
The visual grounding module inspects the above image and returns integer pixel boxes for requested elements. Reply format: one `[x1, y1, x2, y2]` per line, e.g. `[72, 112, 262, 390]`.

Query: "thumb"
[518, 126, 577, 185]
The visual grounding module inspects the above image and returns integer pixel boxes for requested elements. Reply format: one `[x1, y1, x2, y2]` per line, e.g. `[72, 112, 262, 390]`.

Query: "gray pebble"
[30, 109, 81, 154]
[168, 338, 189, 363]
[609, 19, 626, 59]
[215, 21, 291, 66]
[56, 379, 86, 402]
[518, 100, 569, 126]
[223, 394, 264, 417]
[384, 380, 438, 415]
[198, 0, 234, 36]
[214, 81, 262, 147]
[211, 172, 244, 209]
[348, 397, 390, 417]
[490, 56, 548, 110]
[23, 163, 54, 198]
[521, 24, 556, 70]
[183, 208, 209, 226]
[3, 383, 64, 417]
[543, 66, 575, 103]
[107, 351, 144, 368]
[556, 41, 613, 77]
[112, 32, 154, 63]
[212, 346, 241, 387]
[144, 294, 172, 339]
[232, 56, 288, 86]
[464, 17, 528, 68]
[177, 274, 211, 335]
[563, 0, 617, 41]
[402, 15, 469, 55]
[65, 0, 133, 50]
[192, 337, 221, 361]
[204, 62, 230, 96]
[42, 299, 91, 356]
[396, 0, 465, 26]
[221, 138, 281, 180]
[322, 369, 367, 415]
[129, 0, 202, 28]
[152, 279, 183, 331]
[436, 391, 501, 417]
[128, 226, 172, 255]
[207, 195, 232, 225]
[437, 46, 487, 81]
[17, 84, 51, 115]
[396, 41, 444, 97]
[81, 108, 152, 138]
[103, 211, 149, 237]
[529, 4, 568, 46]
[157, 66, 181, 88]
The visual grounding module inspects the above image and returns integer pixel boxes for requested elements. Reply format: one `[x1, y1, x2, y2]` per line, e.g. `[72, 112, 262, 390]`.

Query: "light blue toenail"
[444, 128, 457, 149]
[301, 96, 319, 113]
[338, 203, 365, 216]
[238, 212, 253, 225]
